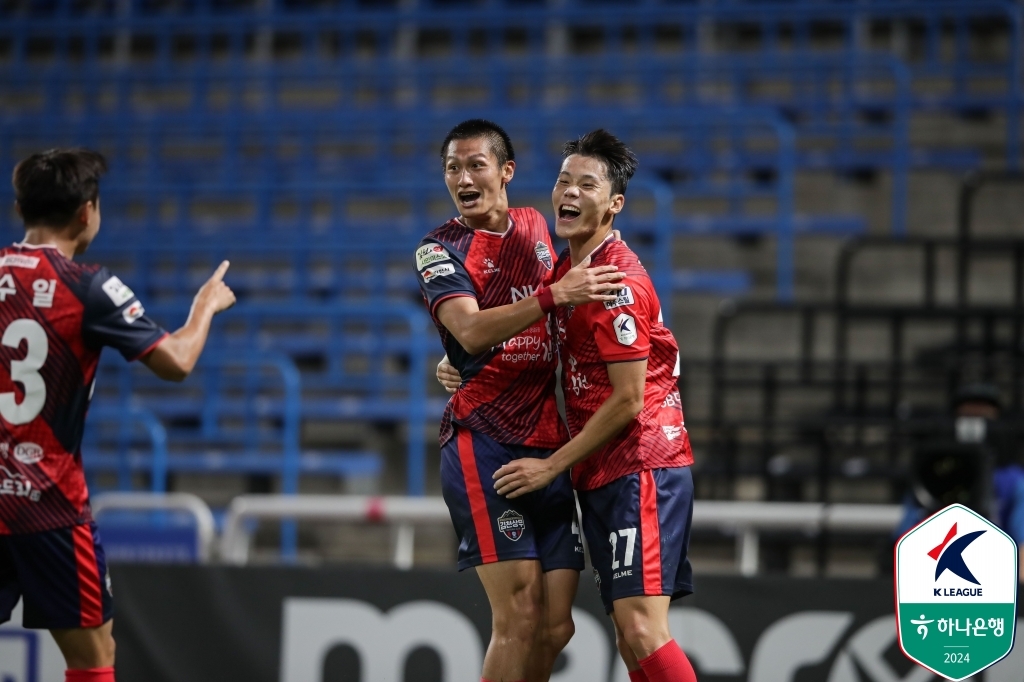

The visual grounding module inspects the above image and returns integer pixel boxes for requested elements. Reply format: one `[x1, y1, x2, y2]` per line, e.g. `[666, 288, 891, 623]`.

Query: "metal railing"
[219, 494, 901, 575]
[92, 491, 217, 563]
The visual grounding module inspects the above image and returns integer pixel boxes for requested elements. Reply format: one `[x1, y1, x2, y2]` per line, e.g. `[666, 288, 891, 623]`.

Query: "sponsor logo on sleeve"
[535, 241, 553, 271]
[497, 510, 526, 541]
[416, 244, 451, 270]
[613, 313, 637, 346]
[0, 255, 39, 269]
[102, 276, 135, 306]
[122, 300, 145, 323]
[604, 285, 635, 310]
[421, 263, 456, 283]
[13, 442, 43, 465]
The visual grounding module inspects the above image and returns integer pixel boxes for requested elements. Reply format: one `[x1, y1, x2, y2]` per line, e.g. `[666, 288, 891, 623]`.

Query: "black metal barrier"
[77, 566, 1021, 682]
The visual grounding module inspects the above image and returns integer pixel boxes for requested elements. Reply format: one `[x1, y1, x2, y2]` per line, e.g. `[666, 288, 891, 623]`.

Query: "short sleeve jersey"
[553, 238, 693, 491]
[0, 243, 168, 534]
[416, 208, 566, 449]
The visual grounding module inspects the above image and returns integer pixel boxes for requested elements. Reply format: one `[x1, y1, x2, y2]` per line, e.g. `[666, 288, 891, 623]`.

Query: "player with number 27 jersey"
[0, 242, 167, 535]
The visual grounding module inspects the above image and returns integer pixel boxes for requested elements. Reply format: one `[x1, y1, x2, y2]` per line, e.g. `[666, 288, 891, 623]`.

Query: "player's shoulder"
[421, 217, 470, 246]
[509, 206, 548, 232]
[598, 239, 649, 278]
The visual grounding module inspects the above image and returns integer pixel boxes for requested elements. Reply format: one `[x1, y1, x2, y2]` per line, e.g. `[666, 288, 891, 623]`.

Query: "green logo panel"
[898, 603, 1016, 680]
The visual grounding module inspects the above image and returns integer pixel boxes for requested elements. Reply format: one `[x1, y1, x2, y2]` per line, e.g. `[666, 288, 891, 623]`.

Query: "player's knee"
[546, 614, 575, 653]
[616, 611, 666, 655]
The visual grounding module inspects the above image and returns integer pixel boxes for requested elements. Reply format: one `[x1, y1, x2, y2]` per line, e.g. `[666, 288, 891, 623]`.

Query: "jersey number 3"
[0, 319, 48, 425]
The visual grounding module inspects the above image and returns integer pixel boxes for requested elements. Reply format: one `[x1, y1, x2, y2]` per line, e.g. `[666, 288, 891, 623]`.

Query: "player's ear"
[502, 159, 515, 186]
[609, 193, 625, 215]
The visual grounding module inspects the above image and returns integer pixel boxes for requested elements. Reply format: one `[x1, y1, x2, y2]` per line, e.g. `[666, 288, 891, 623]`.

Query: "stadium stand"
[1, 0, 1022, 568]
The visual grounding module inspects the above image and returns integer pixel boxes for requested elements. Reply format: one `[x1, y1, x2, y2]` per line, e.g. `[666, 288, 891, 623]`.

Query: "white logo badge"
[0, 255, 39, 269]
[416, 244, 451, 270]
[122, 300, 145, 323]
[32, 279, 55, 308]
[421, 263, 456, 283]
[101, 276, 134, 306]
[13, 442, 43, 465]
[604, 286, 635, 310]
[613, 313, 637, 346]
[0, 274, 16, 301]
[662, 425, 682, 441]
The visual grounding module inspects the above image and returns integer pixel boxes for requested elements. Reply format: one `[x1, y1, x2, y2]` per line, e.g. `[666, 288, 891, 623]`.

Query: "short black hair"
[440, 119, 515, 168]
[12, 148, 108, 227]
[562, 129, 638, 195]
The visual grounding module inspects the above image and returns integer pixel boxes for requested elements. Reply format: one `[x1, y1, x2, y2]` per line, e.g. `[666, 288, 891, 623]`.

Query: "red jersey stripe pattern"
[554, 238, 693, 491]
[416, 208, 566, 449]
[0, 244, 167, 534]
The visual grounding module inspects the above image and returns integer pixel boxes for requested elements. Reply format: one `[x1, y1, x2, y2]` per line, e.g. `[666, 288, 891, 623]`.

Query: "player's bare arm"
[142, 260, 236, 381]
[494, 359, 647, 498]
[436, 254, 624, 355]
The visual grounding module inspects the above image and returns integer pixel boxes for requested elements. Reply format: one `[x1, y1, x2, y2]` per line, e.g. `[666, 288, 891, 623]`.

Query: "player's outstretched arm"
[493, 359, 647, 498]
[142, 261, 236, 382]
[437, 256, 625, 354]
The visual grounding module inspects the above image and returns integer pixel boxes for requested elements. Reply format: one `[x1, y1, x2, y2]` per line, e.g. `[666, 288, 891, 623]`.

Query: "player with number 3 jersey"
[493, 130, 698, 682]
[0, 149, 235, 682]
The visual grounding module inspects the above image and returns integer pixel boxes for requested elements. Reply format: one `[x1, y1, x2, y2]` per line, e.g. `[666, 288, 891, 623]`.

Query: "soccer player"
[417, 119, 625, 682]
[0, 149, 236, 682]
[493, 130, 699, 682]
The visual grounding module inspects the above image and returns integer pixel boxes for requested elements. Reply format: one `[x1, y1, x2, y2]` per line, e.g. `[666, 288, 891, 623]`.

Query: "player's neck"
[569, 225, 614, 266]
[20, 227, 78, 260]
[459, 200, 510, 234]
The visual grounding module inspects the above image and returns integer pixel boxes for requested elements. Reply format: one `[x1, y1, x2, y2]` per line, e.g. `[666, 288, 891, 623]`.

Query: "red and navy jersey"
[417, 207, 567, 449]
[0, 243, 168, 535]
[553, 237, 693, 491]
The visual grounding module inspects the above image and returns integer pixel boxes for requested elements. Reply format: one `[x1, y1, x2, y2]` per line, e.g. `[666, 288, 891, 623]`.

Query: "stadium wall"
[8, 567, 1022, 682]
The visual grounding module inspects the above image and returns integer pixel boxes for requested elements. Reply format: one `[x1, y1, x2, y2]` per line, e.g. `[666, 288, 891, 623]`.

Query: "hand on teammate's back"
[437, 356, 462, 394]
[193, 260, 236, 314]
[550, 255, 625, 307]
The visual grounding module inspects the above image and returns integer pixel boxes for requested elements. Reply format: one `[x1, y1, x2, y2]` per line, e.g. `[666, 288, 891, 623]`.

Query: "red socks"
[66, 668, 115, 682]
[638, 641, 697, 682]
[629, 669, 650, 682]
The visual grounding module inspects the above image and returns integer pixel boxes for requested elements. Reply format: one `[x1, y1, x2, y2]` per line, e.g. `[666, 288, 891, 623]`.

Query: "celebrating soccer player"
[416, 119, 626, 682]
[493, 130, 699, 682]
[0, 149, 236, 682]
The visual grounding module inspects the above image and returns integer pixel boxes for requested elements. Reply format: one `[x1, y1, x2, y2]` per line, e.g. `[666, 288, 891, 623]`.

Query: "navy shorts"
[0, 522, 113, 630]
[441, 426, 584, 572]
[579, 467, 694, 614]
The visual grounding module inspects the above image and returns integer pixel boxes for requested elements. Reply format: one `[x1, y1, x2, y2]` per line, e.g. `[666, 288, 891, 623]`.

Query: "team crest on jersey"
[13, 442, 43, 465]
[497, 509, 526, 541]
[535, 242, 553, 271]
[416, 244, 451, 270]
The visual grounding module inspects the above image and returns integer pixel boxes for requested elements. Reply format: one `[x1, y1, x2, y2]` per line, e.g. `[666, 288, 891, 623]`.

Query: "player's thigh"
[476, 558, 546, 626]
[543, 568, 579, 631]
[578, 474, 645, 614]
[441, 428, 547, 570]
[651, 466, 695, 601]
[5, 522, 113, 630]
[50, 618, 115, 669]
[0, 537, 20, 626]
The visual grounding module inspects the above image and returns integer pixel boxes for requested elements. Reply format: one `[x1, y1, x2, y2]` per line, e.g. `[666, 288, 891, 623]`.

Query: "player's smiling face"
[443, 137, 514, 225]
[552, 154, 623, 241]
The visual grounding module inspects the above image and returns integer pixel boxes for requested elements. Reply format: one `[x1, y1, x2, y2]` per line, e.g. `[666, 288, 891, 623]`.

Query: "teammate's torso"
[0, 244, 166, 534]
[553, 238, 693, 490]
[417, 207, 566, 448]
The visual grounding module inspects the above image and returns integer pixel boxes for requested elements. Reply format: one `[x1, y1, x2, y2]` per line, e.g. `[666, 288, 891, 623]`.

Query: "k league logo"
[895, 503, 1018, 681]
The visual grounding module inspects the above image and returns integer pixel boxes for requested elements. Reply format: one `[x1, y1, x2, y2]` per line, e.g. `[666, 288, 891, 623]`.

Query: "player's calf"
[51, 619, 116, 681]
[614, 596, 697, 682]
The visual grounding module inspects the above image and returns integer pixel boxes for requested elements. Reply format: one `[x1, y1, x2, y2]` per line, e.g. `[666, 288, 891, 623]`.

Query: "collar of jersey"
[580, 232, 617, 263]
[454, 215, 515, 238]
[12, 241, 60, 251]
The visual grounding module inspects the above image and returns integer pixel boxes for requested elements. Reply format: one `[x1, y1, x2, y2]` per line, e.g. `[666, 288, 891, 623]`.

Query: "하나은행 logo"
[895, 503, 1018, 681]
